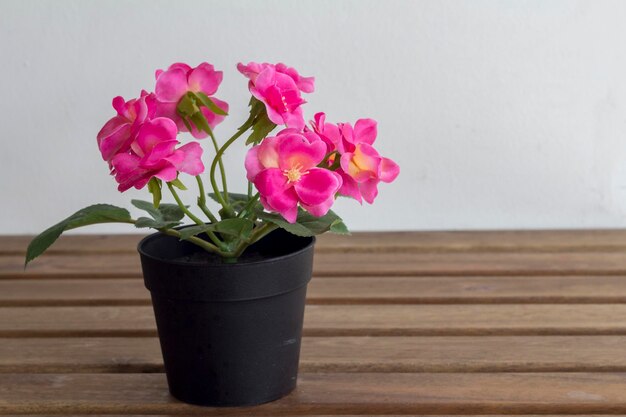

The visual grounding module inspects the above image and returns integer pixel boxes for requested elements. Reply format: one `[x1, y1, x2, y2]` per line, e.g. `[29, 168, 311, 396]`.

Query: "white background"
[2, 0, 626, 234]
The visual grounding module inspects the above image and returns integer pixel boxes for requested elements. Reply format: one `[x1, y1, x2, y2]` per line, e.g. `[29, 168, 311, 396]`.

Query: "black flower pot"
[138, 228, 315, 407]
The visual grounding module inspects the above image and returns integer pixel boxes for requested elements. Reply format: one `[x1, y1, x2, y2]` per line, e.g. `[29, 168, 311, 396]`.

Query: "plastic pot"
[137, 228, 315, 406]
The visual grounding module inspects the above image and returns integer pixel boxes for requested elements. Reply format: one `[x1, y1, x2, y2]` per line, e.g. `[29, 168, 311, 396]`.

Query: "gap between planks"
[9, 251, 626, 278]
[3, 373, 626, 415]
[4, 336, 626, 374]
[4, 276, 626, 306]
[7, 230, 626, 255]
[3, 304, 626, 337]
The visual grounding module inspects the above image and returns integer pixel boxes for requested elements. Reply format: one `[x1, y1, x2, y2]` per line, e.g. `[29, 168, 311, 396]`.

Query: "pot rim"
[137, 228, 316, 268]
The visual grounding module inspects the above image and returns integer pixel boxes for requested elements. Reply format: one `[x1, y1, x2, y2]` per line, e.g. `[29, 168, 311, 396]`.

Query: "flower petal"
[254, 169, 299, 222]
[294, 168, 341, 206]
[379, 157, 400, 183]
[244, 145, 264, 181]
[353, 118, 377, 145]
[97, 117, 131, 161]
[135, 117, 178, 155]
[301, 195, 335, 218]
[188, 63, 222, 96]
[359, 178, 380, 204]
[170, 142, 204, 176]
[337, 170, 362, 203]
[202, 97, 229, 129]
[278, 133, 326, 171]
[155, 67, 189, 102]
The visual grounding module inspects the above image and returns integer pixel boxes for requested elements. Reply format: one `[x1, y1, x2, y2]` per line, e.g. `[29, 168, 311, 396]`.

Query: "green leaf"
[330, 219, 350, 235]
[131, 200, 185, 229]
[147, 178, 162, 208]
[246, 111, 276, 145]
[258, 209, 348, 237]
[195, 92, 228, 116]
[178, 218, 254, 240]
[176, 93, 200, 117]
[169, 178, 187, 191]
[25, 204, 131, 266]
[190, 111, 213, 136]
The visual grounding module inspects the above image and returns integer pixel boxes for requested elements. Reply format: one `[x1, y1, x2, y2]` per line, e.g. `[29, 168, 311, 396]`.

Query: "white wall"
[2, 0, 626, 234]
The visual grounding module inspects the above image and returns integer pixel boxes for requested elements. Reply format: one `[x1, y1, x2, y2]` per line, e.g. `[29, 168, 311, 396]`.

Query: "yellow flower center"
[284, 165, 306, 183]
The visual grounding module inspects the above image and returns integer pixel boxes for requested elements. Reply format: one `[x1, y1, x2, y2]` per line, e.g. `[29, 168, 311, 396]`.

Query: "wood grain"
[3, 304, 626, 337]
[6, 276, 626, 306]
[4, 336, 626, 374]
[2, 373, 626, 415]
[6, 230, 626, 254]
[10, 251, 626, 278]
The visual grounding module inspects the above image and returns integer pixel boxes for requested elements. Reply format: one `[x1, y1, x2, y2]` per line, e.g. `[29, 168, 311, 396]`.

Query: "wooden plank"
[4, 336, 626, 374]
[6, 229, 626, 255]
[2, 373, 626, 414]
[7, 276, 626, 306]
[3, 305, 626, 337]
[9, 251, 626, 278]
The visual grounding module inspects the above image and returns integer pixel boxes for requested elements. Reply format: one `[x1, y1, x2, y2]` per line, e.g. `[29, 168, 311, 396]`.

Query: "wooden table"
[3, 230, 626, 415]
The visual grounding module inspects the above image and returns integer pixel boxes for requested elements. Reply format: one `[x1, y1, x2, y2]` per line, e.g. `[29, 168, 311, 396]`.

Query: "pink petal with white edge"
[155, 68, 189, 102]
[188, 63, 223, 96]
[353, 118, 377, 145]
[359, 178, 380, 204]
[278, 133, 326, 171]
[379, 157, 400, 183]
[173, 142, 204, 176]
[294, 168, 341, 206]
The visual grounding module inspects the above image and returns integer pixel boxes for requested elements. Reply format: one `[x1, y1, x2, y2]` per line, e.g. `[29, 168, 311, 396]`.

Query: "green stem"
[195, 176, 218, 223]
[168, 182, 228, 251]
[210, 118, 256, 216]
[230, 222, 279, 258]
[207, 129, 229, 204]
[237, 192, 260, 218]
[247, 181, 253, 199]
[167, 183, 204, 226]
[158, 227, 226, 256]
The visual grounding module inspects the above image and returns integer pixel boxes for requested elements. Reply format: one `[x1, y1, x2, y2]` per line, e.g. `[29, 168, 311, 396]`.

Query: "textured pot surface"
[138, 229, 315, 406]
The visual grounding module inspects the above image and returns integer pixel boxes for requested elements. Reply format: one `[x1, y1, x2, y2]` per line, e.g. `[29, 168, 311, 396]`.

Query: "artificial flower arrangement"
[25, 61, 399, 406]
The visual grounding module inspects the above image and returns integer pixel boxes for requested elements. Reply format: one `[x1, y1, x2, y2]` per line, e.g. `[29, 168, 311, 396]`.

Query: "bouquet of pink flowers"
[26, 61, 399, 263]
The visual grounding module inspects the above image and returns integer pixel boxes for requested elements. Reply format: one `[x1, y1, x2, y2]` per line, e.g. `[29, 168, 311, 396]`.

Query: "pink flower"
[245, 130, 342, 223]
[110, 117, 204, 192]
[310, 113, 400, 204]
[97, 91, 156, 163]
[237, 62, 314, 130]
[154, 62, 229, 138]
